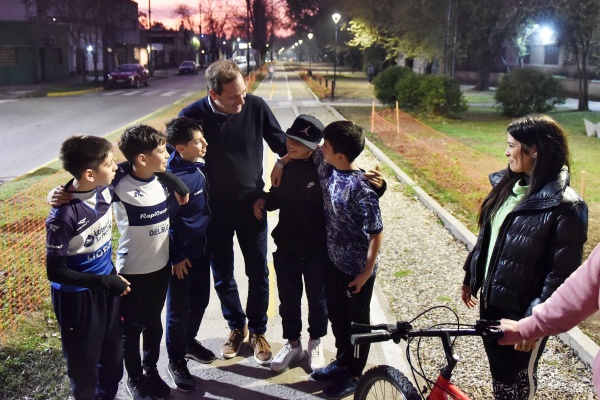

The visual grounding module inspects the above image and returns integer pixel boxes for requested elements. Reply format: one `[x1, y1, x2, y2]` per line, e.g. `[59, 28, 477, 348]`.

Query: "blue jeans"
[166, 253, 211, 361]
[208, 201, 269, 334]
[273, 250, 328, 340]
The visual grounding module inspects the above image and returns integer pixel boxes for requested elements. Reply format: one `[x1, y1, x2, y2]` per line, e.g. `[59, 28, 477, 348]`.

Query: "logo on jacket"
[84, 234, 95, 248]
[133, 189, 143, 198]
[307, 182, 315, 188]
[78, 217, 87, 226]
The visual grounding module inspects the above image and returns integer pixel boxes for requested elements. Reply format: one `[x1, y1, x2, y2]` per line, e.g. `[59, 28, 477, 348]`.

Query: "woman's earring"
[533, 153, 537, 159]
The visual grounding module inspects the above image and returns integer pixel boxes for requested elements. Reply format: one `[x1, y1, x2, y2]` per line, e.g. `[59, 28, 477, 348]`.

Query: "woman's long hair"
[478, 114, 570, 227]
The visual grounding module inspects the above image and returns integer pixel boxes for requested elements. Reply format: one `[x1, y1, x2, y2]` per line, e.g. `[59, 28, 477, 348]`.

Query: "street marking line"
[102, 90, 125, 96]
[122, 91, 142, 96]
[141, 90, 160, 96]
[161, 90, 179, 96]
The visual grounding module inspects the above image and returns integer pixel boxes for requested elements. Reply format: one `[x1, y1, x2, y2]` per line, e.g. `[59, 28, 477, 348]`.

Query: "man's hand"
[47, 185, 72, 206]
[271, 164, 283, 187]
[172, 258, 192, 279]
[253, 198, 266, 220]
[348, 270, 371, 295]
[363, 165, 383, 188]
[461, 284, 477, 308]
[118, 275, 131, 296]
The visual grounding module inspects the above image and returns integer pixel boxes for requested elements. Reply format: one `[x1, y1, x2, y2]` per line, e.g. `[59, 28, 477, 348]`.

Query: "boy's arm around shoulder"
[157, 170, 190, 204]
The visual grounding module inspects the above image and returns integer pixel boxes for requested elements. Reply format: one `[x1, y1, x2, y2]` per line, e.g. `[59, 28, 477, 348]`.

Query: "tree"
[455, 0, 543, 90]
[203, 0, 234, 62]
[173, 4, 196, 31]
[546, 0, 600, 111]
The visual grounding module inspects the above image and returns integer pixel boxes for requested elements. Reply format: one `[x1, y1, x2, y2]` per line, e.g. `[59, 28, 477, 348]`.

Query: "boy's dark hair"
[118, 124, 166, 163]
[165, 117, 204, 147]
[323, 120, 365, 162]
[60, 135, 112, 179]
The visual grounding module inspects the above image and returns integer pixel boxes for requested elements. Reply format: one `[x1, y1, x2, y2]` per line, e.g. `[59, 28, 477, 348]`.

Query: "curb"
[47, 87, 105, 97]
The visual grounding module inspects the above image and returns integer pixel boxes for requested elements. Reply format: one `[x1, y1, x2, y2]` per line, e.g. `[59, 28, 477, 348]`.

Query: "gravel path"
[298, 104, 598, 399]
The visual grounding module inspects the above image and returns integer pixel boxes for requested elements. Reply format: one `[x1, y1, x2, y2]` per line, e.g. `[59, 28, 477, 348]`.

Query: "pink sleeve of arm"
[518, 243, 600, 341]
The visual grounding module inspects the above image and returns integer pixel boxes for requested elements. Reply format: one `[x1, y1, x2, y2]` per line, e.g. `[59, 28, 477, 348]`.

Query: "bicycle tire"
[354, 365, 421, 400]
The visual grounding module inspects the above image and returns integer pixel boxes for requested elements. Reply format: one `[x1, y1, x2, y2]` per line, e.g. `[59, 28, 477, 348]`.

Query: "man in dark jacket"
[178, 60, 287, 365]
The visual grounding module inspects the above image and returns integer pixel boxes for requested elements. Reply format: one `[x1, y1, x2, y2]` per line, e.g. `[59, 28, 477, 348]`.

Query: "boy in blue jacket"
[164, 117, 213, 392]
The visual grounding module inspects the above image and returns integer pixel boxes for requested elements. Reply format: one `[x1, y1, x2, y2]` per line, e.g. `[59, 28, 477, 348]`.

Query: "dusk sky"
[133, 0, 291, 37]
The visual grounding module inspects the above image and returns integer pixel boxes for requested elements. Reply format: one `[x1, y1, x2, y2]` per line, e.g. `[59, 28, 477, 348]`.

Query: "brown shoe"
[221, 326, 249, 359]
[249, 333, 272, 365]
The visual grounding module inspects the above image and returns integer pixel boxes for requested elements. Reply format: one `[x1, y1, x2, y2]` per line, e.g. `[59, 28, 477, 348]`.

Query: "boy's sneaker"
[270, 341, 305, 373]
[185, 339, 216, 364]
[249, 332, 273, 365]
[322, 376, 359, 399]
[310, 359, 349, 381]
[144, 367, 172, 399]
[168, 359, 196, 392]
[307, 337, 325, 371]
[126, 375, 152, 400]
[221, 325, 249, 359]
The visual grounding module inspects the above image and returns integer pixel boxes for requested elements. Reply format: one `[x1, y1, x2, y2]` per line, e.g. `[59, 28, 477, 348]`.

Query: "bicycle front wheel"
[354, 365, 421, 400]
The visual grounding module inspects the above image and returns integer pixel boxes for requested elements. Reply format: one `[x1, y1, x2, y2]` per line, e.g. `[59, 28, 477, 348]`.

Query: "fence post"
[396, 101, 400, 134]
[581, 171, 587, 199]
[371, 100, 375, 133]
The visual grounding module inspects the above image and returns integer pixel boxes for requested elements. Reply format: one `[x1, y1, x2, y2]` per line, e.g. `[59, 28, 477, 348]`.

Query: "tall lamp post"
[307, 33, 313, 75]
[298, 39, 303, 71]
[331, 12, 340, 101]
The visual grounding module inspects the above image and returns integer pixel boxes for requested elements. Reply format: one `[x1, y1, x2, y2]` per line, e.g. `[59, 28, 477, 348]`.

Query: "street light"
[298, 39, 303, 70]
[307, 33, 313, 75]
[332, 12, 340, 101]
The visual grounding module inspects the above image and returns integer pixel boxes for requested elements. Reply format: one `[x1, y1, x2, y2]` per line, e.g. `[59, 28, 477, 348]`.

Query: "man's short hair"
[118, 124, 166, 164]
[165, 117, 204, 147]
[323, 121, 365, 162]
[205, 60, 243, 95]
[60, 135, 113, 179]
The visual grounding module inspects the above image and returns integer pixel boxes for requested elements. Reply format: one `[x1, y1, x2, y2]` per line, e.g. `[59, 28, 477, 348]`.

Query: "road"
[0, 72, 205, 183]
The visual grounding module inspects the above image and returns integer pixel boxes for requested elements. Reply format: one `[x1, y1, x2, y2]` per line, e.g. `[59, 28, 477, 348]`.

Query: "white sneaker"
[307, 337, 325, 371]
[270, 341, 305, 373]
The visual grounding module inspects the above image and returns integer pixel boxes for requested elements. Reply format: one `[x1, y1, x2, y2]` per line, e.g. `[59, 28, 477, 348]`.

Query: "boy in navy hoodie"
[164, 117, 213, 392]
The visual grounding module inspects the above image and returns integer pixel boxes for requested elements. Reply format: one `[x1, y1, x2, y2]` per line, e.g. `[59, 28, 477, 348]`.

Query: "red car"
[107, 64, 149, 89]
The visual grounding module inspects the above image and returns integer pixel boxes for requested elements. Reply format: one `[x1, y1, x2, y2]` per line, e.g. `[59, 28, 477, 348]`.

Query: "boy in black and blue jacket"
[164, 117, 213, 392]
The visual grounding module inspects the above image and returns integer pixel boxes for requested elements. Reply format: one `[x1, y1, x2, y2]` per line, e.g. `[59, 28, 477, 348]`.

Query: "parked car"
[233, 56, 257, 73]
[107, 64, 148, 88]
[179, 60, 198, 75]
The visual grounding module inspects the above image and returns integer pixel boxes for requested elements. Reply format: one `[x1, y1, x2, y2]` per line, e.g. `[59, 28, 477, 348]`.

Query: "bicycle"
[350, 307, 503, 400]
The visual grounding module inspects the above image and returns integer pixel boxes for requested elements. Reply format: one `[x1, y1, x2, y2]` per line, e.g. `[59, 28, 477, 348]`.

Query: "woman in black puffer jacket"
[461, 114, 588, 400]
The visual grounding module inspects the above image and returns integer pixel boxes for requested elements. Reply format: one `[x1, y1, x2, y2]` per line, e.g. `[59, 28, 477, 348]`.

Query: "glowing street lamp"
[332, 12, 340, 101]
[307, 33, 313, 74]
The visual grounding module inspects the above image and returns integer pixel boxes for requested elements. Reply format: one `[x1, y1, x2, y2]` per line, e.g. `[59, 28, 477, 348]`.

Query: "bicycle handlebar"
[350, 319, 503, 346]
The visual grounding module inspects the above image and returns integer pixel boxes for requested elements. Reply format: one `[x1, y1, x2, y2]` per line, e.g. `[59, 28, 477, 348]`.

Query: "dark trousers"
[166, 253, 211, 360]
[120, 265, 170, 378]
[481, 303, 548, 400]
[324, 261, 375, 378]
[273, 250, 328, 341]
[208, 201, 269, 334]
[51, 286, 123, 400]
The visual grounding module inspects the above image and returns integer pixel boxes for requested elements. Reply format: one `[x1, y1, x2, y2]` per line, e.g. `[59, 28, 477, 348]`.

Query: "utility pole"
[148, 0, 153, 76]
[246, 0, 250, 75]
[199, 1, 202, 66]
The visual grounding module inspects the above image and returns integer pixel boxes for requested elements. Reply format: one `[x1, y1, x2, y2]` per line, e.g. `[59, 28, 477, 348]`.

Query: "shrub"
[420, 75, 468, 117]
[396, 73, 423, 111]
[494, 68, 566, 117]
[373, 66, 414, 106]
[395, 74, 467, 117]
